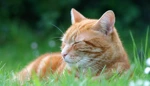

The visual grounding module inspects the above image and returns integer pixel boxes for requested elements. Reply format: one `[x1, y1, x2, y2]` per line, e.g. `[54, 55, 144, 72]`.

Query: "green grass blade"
[144, 27, 149, 57]
[130, 31, 138, 63]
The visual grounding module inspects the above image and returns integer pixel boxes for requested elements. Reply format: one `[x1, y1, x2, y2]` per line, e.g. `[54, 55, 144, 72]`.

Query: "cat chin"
[65, 60, 82, 69]
[63, 56, 82, 64]
[65, 57, 89, 67]
[66, 61, 79, 67]
[65, 63, 78, 71]
[64, 60, 78, 64]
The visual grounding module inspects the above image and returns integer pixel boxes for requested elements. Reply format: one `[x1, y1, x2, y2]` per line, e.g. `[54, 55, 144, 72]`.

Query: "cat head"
[61, 8, 118, 68]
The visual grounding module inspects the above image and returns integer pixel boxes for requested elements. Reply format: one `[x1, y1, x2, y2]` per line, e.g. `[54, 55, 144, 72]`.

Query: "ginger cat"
[16, 8, 130, 82]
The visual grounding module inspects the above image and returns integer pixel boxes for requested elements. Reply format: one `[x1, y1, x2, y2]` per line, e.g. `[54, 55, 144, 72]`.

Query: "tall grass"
[130, 27, 149, 67]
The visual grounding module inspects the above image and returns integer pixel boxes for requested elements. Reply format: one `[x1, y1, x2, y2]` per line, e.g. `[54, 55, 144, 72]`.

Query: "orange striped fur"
[16, 8, 130, 82]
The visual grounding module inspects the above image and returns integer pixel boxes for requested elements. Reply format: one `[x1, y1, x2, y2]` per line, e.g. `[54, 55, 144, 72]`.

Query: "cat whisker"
[49, 23, 64, 34]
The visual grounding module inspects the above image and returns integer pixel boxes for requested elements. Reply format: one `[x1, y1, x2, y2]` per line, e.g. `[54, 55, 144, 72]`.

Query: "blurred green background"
[0, 0, 150, 71]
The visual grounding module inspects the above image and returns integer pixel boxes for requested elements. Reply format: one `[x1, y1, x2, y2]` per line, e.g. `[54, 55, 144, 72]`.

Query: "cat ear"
[71, 8, 86, 24]
[93, 10, 115, 35]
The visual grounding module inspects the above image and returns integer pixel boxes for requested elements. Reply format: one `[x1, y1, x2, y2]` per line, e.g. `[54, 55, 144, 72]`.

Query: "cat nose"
[62, 53, 67, 58]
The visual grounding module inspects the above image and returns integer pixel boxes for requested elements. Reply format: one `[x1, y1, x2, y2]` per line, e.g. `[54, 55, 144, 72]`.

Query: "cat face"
[61, 8, 115, 68]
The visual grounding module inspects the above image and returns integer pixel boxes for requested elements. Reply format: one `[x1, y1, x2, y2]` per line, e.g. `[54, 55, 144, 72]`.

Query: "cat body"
[16, 53, 66, 81]
[16, 8, 130, 82]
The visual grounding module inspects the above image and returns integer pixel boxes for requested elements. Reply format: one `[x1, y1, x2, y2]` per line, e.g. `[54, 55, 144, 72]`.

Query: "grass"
[0, 29, 150, 86]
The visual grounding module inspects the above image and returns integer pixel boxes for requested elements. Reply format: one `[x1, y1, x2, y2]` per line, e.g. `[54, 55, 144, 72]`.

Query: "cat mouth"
[65, 60, 79, 64]
[64, 59, 81, 64]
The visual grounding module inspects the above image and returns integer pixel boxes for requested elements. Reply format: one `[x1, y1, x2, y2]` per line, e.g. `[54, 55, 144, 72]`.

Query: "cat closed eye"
[73, 41, 82, 45]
